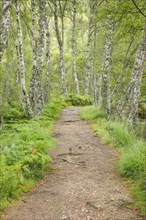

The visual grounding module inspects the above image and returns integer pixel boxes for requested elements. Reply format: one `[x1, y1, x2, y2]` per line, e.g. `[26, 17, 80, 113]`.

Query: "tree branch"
[131, 0, 146, 18]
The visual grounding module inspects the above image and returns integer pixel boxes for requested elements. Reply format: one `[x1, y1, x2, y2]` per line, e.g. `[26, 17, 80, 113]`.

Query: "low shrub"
[0, 101, 24, 123]
[65, 94, 93, 106]
[0, 98, 64, 211]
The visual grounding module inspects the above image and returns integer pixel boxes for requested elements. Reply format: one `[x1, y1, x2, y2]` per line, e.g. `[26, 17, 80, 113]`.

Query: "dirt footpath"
[2, 107, 144, 220]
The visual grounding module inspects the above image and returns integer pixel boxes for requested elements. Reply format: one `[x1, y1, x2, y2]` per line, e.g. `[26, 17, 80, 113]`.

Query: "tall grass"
[80, 106, 146, 216]
[0, 98, 65, 212]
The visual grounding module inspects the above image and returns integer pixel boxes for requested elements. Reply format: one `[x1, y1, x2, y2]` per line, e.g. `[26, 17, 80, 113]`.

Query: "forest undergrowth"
[80, 106, 146, 216]
[0, 99, 65, 213]
[0, 95, 92, 213]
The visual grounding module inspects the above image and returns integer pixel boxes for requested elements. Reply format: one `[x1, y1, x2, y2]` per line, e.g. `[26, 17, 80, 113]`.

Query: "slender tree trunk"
[15, 0, 33, 118]
[102, 18, 114, 119]
[92, 25, 98, 105]
[44, 18, 51, 103]
[72, 0, 79, 95]
[35, 0, 46, 116]
[53, 0, 68, 96]
[30, 0, 37, 113]
[84, 0, 95, 96]
[0, 0, 11, 61]
[111, 37, 134, 105]
[117, 30, 146, 122]
[96, 73, 102, 106]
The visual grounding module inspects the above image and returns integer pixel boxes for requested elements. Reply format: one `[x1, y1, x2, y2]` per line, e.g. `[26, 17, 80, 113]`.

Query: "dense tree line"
[0, 0, 146, 126]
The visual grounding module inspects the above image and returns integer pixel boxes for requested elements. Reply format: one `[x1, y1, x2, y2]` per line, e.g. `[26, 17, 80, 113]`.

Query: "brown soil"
[2, 107, 144, 220]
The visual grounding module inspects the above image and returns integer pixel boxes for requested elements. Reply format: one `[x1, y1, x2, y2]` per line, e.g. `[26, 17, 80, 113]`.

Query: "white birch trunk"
[30, 0, 37, 112]
[15, 0, 33, 118]
[44, 18, 51, 103]
[102, 18, 114, 119]
[84, 0, 94, 96]
[117, 30, 146, 122]
[0, 0, 11, 61]
[72, 0, 79, 95]
[96, 73, 102, 106]
[35, 0, 46, 116]
[53, 1, 68, 96]
[111, 37, 134, 106]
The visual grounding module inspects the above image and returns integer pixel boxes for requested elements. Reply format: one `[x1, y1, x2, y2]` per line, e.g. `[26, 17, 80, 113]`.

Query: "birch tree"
[111, 37, 135, 107]
[53, 0, 68, 96]
[92, 25, 98, 105]
[15, 0, 33, 118]
[116, 29, 146, 122]
[72, 0, 79, 95]
[29, 0, 37, 112]
[84, 0, 96, 96]
[0, 0, 11, 61]
[35, 0, 46, 116]
[102, 18, 114, 119]
[44, 18, 51, 103]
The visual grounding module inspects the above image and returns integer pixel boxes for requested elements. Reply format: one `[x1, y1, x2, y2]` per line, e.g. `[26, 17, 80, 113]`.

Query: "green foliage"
[43, 98, 66, 120]
[138, 103, 146, 119]
[0, 101, 24, 122]
[0, 156, 21, 205]
[80, 106, 146, 215]
[118, 140, 146, 178]
[133, 172, 146, 216]
[80, 106, 104, 120]
[118, 141, 146, 216]
[65, 94, 93, 106]
[0, 99, 64, 211]
[106, 121, 135, 148]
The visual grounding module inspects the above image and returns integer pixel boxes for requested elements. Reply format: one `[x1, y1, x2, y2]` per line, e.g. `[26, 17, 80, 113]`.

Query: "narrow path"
[3, 107, 143, 220]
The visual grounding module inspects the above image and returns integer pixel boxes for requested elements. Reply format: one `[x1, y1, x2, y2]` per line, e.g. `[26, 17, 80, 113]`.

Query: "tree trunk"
[102, 18, 114, 119]
[111, 37, 134, 106]
[15, 0, 33, 118]
[72, 0, 79, 95]
[53, 0, 68, 97]
[96, 73, 102, 106]
[0, 0, 11, 61]
[117, 30, 146, 122]
[92, 25, 98, 105]
[35, 0, 46, 116]
[44, 18, 51, 104]
[84, 0, 95, 96]
[29, 0, 37, 113]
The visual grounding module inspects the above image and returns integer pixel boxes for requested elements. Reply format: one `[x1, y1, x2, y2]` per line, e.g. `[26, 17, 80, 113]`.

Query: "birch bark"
[117, 30, 146, 122]
[111, 37, 134, 106]
[35, 0, 46, 116]
[0, 0, 11, 61]
[44, 18, 51, 103]
[29, 0, 37, 112]
[84, 0, 95, 96]
[102, 18, 114, 119]
[15, 0, 33, 118]
[53, 0, 68, 96]
[96, 73, 102, 106]
[72, 0, 79, 95]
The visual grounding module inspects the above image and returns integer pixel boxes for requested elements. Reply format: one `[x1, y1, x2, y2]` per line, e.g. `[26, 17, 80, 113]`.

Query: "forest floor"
[2, 107, 144, 220]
